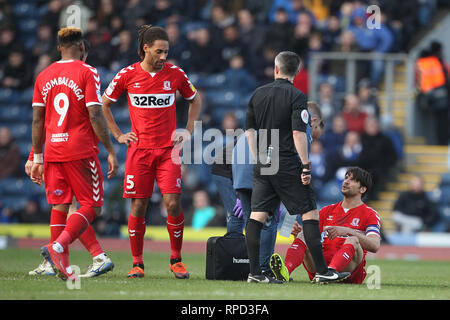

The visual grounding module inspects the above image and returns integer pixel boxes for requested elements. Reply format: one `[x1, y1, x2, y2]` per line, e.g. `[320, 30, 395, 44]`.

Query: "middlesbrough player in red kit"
[30, 27, 118, 280]
[102, 25, 202, 278]
[26, 39, 115, 278]
[270, 167, 381, 284]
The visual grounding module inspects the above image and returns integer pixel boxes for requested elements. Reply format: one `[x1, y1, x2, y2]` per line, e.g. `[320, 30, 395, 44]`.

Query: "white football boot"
[80, 255, 114, 278]
[28, 258, 56, 276]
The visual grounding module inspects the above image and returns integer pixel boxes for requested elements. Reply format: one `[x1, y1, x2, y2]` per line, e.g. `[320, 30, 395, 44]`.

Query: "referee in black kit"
[244, 51, 350, 284]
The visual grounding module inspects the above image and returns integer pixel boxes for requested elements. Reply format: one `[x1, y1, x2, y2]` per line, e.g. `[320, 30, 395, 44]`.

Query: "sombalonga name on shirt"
[41, 77, 84, 102]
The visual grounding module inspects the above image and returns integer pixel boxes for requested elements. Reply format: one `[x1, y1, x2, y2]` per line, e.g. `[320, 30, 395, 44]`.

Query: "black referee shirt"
[245, 78, 308, 161]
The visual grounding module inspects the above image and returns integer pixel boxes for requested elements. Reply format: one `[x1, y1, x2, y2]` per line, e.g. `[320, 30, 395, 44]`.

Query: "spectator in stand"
[326, 130, 362, 181]
[347, 7, 393, 86]
[146, 0, 176, 25]
[329, 30, 360, 78]
[191, 189, 217, 230]
[0, 203, 15, 223]
[31, 24, 55, 63]
[0, 127, 20, 179]
[320, 114, 347, 155]
[337, 1, 354, 29]
[340, 93, 368, 134]
[1, 50, 32, 89]
[237, 9, 266, 65]
[266, 7, 293, 52]
[382, 1, 418, 52]
[303, 0, 331, 25]
[317, 82, 341, 125]
[33, 54, 52, 81]
[357, 79, 380, 118]
[0, 0, 15, 30]
[310, 140, 328, 193]
[416, 41, 449, 145]
[290, 11, 313, 60]
[96, 0, 116, 29]
[0, 28, 21, 69]
[14, 199, 48, 224]
[252, 45, 278, 85]
[210, 3, 236, 44]
[219, 24, 246, 72]
[83, 18, 113, 68]
[41, 0, 64, 33]
[321, 14, 341, 50]
[223, 54, 257, 94]
[269, 0, 316, 25]
[109, 30, 138, 73]
[293, 64, 309, 95]
[187, 27, 221, 74]
[122, 0, 152, 34]
[358, 117, 398, 199]
[392, 175, 440, 234]
[166, 22, 189, 67]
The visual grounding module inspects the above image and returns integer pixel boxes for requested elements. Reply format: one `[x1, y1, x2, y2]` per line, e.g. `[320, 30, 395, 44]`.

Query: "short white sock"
[52, 242, 64, 253]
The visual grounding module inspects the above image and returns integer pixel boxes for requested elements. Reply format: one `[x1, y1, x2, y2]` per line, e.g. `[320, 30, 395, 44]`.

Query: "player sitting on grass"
[270, 167, 381, 284]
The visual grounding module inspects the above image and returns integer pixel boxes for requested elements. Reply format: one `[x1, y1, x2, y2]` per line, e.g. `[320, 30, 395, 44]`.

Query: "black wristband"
[301, 162, 311, 170]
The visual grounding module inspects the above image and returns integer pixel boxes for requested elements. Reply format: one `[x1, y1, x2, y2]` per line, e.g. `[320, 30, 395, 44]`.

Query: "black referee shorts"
[251, 166, 317, 216]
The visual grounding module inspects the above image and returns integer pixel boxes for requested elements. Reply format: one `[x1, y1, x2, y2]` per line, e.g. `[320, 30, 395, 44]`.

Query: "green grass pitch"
[1, 248, 449, 300]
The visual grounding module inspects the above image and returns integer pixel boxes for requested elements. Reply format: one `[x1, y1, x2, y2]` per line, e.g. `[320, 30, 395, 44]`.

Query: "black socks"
[245, 218, 264, 275]
[302, 219, 328, 274]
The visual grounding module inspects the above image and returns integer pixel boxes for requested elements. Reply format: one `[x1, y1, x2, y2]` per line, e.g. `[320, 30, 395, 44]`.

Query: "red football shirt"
[32, 59, 102, 162]
[103, 62, 197, 149]
[319, 201, 381, 256]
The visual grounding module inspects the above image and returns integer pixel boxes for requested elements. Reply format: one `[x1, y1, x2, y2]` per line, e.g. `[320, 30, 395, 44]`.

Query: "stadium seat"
[0, 177, 39, 198]
[440, 173, 450, 186]
[0, 88, 19, 104]
[8, 123, 31, 140]
[18, 88, 34, 105]
[0, 105, 23, 122]
[13, 2, 37, 18]
[384, 129, 404, 160]
[317, 179, 342, 203]
[205, 90, 241, 109]
[17, 18, 39, 35]
[0, 195, 28, 211]
[17, 139, 32, 158]
[194, 73, 226, 90]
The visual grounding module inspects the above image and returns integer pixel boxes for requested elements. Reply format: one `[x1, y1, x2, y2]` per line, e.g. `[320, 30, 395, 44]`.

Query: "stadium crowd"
[0, 0, 449, 235]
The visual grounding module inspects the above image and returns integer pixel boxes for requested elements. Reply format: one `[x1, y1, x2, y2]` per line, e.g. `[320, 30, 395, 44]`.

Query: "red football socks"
[50, 209, 67, 242]
[128, 215, 146, 265]
[167, 211, 184, 261]
[55, 206, 96, 251]
[329, 243, 356, 271]
[78, 224, 103, 258]
[285, 237, 307, 274]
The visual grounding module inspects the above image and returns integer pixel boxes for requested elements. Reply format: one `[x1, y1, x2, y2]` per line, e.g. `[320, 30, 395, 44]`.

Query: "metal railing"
[308, 52, 416, 136]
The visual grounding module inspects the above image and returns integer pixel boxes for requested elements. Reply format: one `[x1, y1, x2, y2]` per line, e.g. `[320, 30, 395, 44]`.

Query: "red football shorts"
[304, 251, 367, 284]
[123, 146, 181, 198]
[44, 156, 104, 207]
